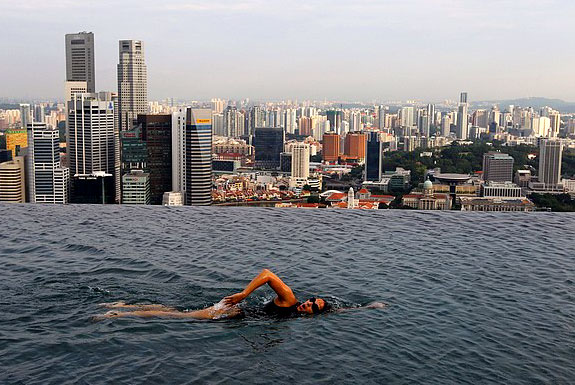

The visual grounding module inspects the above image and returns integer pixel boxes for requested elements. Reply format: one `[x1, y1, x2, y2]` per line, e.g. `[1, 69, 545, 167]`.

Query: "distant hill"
[473, 97, 575, 113]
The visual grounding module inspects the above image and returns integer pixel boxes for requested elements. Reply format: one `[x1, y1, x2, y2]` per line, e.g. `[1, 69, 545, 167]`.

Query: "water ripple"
[0, 204, 574, 384]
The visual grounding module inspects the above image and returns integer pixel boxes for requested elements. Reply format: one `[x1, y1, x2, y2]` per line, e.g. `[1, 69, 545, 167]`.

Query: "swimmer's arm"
[224, 269, 297, 306]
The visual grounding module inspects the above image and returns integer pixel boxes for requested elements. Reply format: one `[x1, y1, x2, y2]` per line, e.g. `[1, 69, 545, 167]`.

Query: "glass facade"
[254, 127, 284, 170]
[138, 114, 172, 205]
[365, 132, 381, 181]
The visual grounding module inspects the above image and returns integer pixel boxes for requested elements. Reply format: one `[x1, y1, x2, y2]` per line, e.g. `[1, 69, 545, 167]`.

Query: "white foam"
[212, 299, 229, 311]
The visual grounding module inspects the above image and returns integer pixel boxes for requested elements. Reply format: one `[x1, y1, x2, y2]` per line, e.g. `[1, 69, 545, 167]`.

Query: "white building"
[290, 143, 310, 188]
[162, 191, 183, 206]
[67, 93, 117, 202]
[122, 170, 150, 204]
[0, 156, 26, 203]
[28, 123, 70, 204]
[117, 40, 148, 131]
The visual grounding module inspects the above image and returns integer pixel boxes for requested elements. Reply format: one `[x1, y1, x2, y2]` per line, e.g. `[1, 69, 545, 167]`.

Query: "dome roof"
[423, 179, 433, 189]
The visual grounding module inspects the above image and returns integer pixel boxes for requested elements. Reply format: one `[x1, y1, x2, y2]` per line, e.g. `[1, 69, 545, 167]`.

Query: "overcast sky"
[1, 0, 574, 102]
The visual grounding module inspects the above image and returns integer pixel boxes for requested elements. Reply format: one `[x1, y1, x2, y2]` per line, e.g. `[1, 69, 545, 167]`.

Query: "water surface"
[1, 204, 574, 384]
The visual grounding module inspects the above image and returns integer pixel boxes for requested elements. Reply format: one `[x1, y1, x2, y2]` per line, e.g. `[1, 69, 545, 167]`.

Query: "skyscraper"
[27, 123, 70, 204]
[377, 105, 386, 129]
[365, 132, 382, 182]
[457, 92, 469, 140]
[344, 132, 366, 160]
[67, 93, 117, 202]
[482, 152, 514, 182]
[19, 104, 32, 130]
[138, 114, 172, 205]
[223, 106, 238, 137]
[184, 109, 212, 206]
[538, 139, 563, 189]
[326, 110, 343, 134]
[254, 127, 285, 170]
[5, 129, 27, 158]
[65, 32, 95, 92]
[290, 143, 310, 188]
[117, 40, 148, 131]
[322, 132, 340, 162]
[172, 108, 213, 206]
[0, 156, 26, 203]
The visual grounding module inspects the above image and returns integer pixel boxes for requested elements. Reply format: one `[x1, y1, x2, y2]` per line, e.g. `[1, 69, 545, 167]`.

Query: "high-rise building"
[298, 117, 312, 136]
[19, 104, 32, 130]
[427, 104, 436, 127]
[0, 156, 26, 203]
[172, 108, 212, 205]
[482, 152, 514, 182]
[457, 92, 469, 140]
[538, 139, 563, 189]
[365, 132, 382, 182]
[284, 109, 297, 134]
[5, 129, 27, 158]
[326, 110, 343, 134]
[33, 105, 45, 123]
[418, 114, 430, 137]
[549, 113, 561, 138]
[254, 127, 285, 170]
[290, 143, 310, 188]
[400, 106, 416, 127]
[121, 124, 147, 173]
[344, 132, 366, 160]
[322, 132, 340, 162]
[211, 98, 226, 114]
[377, 106, 386, 129]
[138, 114, 172, 205]
[185, 109, 212, 205]
[122, 170, 150, 204]
[67, 93, 117, 203]
[223, 106, 238, 137]
[27, 123, 70, 204]
[441, 115, 451, 137]
[65, 81, 88, 102]
[349, 111, 362, 132]
[65, 32, 95, 92]
[117, 40, 148, 131]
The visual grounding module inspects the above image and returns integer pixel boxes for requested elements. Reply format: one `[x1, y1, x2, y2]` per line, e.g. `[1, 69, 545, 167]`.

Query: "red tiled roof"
[327, 192, 347, 201]
[358, 188, 369, 193]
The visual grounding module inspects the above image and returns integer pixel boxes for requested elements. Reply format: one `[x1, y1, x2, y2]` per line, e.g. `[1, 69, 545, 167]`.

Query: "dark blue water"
[1, 204, 574, 384]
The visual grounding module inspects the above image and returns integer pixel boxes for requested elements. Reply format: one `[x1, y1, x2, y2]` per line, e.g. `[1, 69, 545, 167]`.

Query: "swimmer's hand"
[224, 291, 247, 305]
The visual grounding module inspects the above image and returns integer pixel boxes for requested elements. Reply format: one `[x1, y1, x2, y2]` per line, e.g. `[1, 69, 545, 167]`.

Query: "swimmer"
[99, 299, 243, 320]
[97, 269, 332, 319]
[224, 269, 331, 316]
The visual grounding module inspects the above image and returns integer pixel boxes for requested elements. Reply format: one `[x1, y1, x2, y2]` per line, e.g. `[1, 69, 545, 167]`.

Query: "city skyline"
[2, 0, 575, 101]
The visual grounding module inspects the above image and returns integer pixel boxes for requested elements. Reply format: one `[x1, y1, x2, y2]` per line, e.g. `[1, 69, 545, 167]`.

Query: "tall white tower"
[117, 40, 148, 132]
[290, 143, 310, 188]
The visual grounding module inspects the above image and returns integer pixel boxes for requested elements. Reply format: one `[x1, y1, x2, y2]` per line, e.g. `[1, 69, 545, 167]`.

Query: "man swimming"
[100, 269, 329, 319]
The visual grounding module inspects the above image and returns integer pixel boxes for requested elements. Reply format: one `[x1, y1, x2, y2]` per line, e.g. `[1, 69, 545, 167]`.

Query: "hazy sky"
[2, 0, 574, 102]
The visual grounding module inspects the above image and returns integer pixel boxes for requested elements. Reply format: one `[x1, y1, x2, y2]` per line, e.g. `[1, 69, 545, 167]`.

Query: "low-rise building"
[402, 180, 450, 210]
[480, 181, 523, 199]
[459, 197, 535, 212]
[162, 191, 183, 206]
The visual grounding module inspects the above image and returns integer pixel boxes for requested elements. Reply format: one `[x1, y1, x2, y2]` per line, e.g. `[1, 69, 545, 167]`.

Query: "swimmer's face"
[297, 298, 325, 314]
